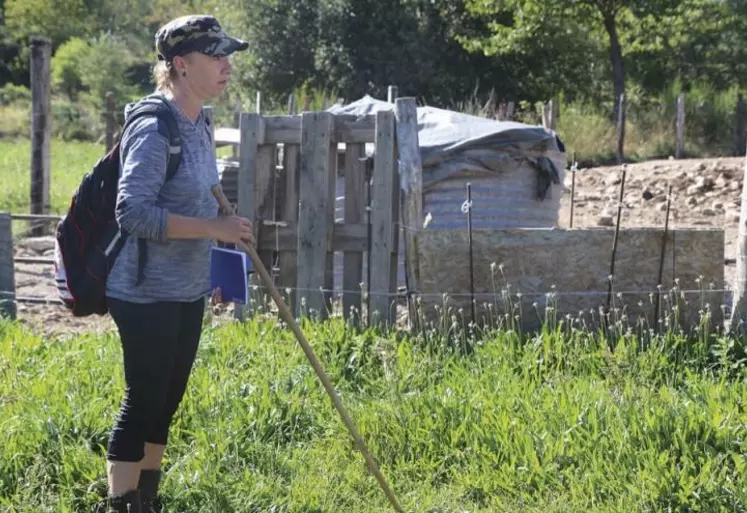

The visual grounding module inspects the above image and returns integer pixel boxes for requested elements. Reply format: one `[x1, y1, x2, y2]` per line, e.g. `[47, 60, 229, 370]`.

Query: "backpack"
[53, 95, 182, 317]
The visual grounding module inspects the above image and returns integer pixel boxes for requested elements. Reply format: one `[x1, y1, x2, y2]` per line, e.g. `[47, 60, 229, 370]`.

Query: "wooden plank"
[395, 98, 424, 328]
[368, 110, 396, 327]
[254, 143, 276, 310]
[214, 115, 376, 146]
[10, 214, 61, 221]
[0, 213, 16, 320]
[389, 133, 400, 315]
[296, 112, 333, 319]
[278, 143, 300, 309]
[235, 113, 260, 320]
[325, 141, 337, 314]
[343, 143, 366, 323]
[335, 116, 377, 144]
[14, 257, 54, 265]
[257, 222, 380, 251]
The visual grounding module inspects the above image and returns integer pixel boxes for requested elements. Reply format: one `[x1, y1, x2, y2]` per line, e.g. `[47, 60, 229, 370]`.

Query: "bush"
[51, 97, 100, 141]
[51, 37, 90, 101]
[0, 83, 30, 105]
[77, 33, 140, 110]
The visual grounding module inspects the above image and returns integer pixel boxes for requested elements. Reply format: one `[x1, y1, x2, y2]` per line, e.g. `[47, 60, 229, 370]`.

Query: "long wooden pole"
[210, 185, 404, 513]
[29, 36, 51, 237]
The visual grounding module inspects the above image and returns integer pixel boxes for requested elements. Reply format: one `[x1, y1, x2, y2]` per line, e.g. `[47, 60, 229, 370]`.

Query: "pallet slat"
[296, 112, 333, 319]
[368, 110, 396, 326]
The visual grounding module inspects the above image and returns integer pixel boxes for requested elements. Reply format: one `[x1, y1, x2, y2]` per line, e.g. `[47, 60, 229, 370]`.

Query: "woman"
[103, 15, 252, 513]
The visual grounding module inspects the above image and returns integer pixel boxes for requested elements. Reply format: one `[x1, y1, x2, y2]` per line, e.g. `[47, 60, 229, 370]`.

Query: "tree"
[459, 0, 678, 119]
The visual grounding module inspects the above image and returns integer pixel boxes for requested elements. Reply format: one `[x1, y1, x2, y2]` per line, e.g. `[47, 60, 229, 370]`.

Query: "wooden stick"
[606, 165, 627, 314]
[654, 185, 673, 329]
[210, 185, 404, 513]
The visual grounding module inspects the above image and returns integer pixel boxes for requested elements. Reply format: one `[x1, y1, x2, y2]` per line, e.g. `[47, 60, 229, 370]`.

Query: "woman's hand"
[209, 215, 255, 245]
[211, 287, 223, 305]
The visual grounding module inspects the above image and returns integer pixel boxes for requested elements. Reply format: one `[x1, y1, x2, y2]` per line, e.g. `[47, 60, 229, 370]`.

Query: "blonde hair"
[152, 61, 178, 92]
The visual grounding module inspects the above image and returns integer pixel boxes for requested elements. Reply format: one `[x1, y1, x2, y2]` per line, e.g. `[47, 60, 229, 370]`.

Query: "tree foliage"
[0, 0, 746, 114]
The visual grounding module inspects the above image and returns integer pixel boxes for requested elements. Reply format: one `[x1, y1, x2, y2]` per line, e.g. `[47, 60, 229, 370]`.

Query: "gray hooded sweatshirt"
[105, 93, 220, 304]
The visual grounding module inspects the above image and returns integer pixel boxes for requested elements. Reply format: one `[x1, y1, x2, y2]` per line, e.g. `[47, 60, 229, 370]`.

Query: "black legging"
[106, 296, 205, 462]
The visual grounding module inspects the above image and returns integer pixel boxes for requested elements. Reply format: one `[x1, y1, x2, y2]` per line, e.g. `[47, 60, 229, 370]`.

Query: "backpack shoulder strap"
[121, 95, 184, 287]
[121, 95, 182, 182]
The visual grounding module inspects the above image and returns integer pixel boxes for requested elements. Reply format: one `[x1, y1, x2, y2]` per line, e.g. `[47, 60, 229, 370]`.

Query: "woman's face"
[175, 52, 233, 100]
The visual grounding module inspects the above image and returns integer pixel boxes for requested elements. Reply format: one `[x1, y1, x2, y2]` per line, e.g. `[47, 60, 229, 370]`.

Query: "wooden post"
[395, 98, 423, 330]
[296, 112, 333, 320]
[387, 85, 398, 104]
[616, 93, 625, 164]
[288, 93, 297, 115]
[542, 99, 557, 131]
[729, 141, 747, 333]
[506, 101, 515, 121]
[256, 91, 262, 115]
[235, 112, 261, 320]
[735, 94, 745, 157]
[105, 91, 115, 151]
[675, 93, 685, 159]
[29, 36, 51, 237]
[0, 213, 16, 320]
[369, 110, 396, 327]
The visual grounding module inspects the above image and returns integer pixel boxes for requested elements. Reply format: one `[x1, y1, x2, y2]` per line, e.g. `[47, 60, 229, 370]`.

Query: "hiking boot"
[138, 469, 162, 512]
[107, 489, 141, 513]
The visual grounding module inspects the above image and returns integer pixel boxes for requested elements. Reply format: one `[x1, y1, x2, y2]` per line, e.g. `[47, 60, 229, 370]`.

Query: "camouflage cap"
[155, 15, 248, 61]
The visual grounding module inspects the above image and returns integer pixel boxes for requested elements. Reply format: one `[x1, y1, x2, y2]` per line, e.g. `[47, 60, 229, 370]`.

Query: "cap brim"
[202, 36, 249, 57]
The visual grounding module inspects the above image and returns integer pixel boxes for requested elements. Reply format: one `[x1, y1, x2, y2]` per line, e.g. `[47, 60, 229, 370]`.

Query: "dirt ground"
[10, 155, 744, 338]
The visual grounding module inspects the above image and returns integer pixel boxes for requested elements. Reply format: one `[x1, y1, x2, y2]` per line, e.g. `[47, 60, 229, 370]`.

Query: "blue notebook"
[210, 246, 251, 304]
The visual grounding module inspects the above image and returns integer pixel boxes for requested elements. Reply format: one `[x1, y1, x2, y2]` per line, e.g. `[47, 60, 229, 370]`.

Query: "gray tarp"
[327, 95, 565, 197]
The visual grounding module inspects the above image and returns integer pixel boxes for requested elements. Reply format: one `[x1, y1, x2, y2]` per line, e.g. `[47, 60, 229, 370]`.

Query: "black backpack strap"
[121, 95, 183, 286]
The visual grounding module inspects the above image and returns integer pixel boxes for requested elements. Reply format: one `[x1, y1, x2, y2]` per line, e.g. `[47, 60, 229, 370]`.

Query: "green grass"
[0, 139, 104, 237]
[1, 313, 746, 512]
[0, 138, 234, 238]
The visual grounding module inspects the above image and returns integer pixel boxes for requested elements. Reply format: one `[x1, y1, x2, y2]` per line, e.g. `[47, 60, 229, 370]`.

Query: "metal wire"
[0, 285, 730, 305]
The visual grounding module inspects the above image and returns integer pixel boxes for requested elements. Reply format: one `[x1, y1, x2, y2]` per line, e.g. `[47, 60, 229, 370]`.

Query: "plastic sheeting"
[327, 94, 566, 192]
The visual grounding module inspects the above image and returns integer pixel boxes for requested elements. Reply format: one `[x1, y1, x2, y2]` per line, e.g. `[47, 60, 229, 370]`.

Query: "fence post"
[616, 93, 625, 164]
[735, 94, 745, 157]
[0, 213, 16, 320]
[729, 140, 747, 332]
[675, 93, 685, 159]
[29, 36, 51, 237]
[395, 97, 423, 331]
[105, 91, 115, 151]
[387, 85, 398, 104]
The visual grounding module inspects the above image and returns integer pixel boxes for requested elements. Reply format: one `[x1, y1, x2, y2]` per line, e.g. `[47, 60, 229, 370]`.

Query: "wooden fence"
[0, 101, 424, 330]
[212, 103, 422, 328]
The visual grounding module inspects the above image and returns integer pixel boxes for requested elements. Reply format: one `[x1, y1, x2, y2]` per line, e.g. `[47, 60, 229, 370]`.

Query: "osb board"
[417, 227, 725, 332]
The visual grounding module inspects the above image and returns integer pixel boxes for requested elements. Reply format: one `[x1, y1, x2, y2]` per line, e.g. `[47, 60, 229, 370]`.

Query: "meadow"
[2, 311, 747, 512]
[1, 135, 746, 512]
